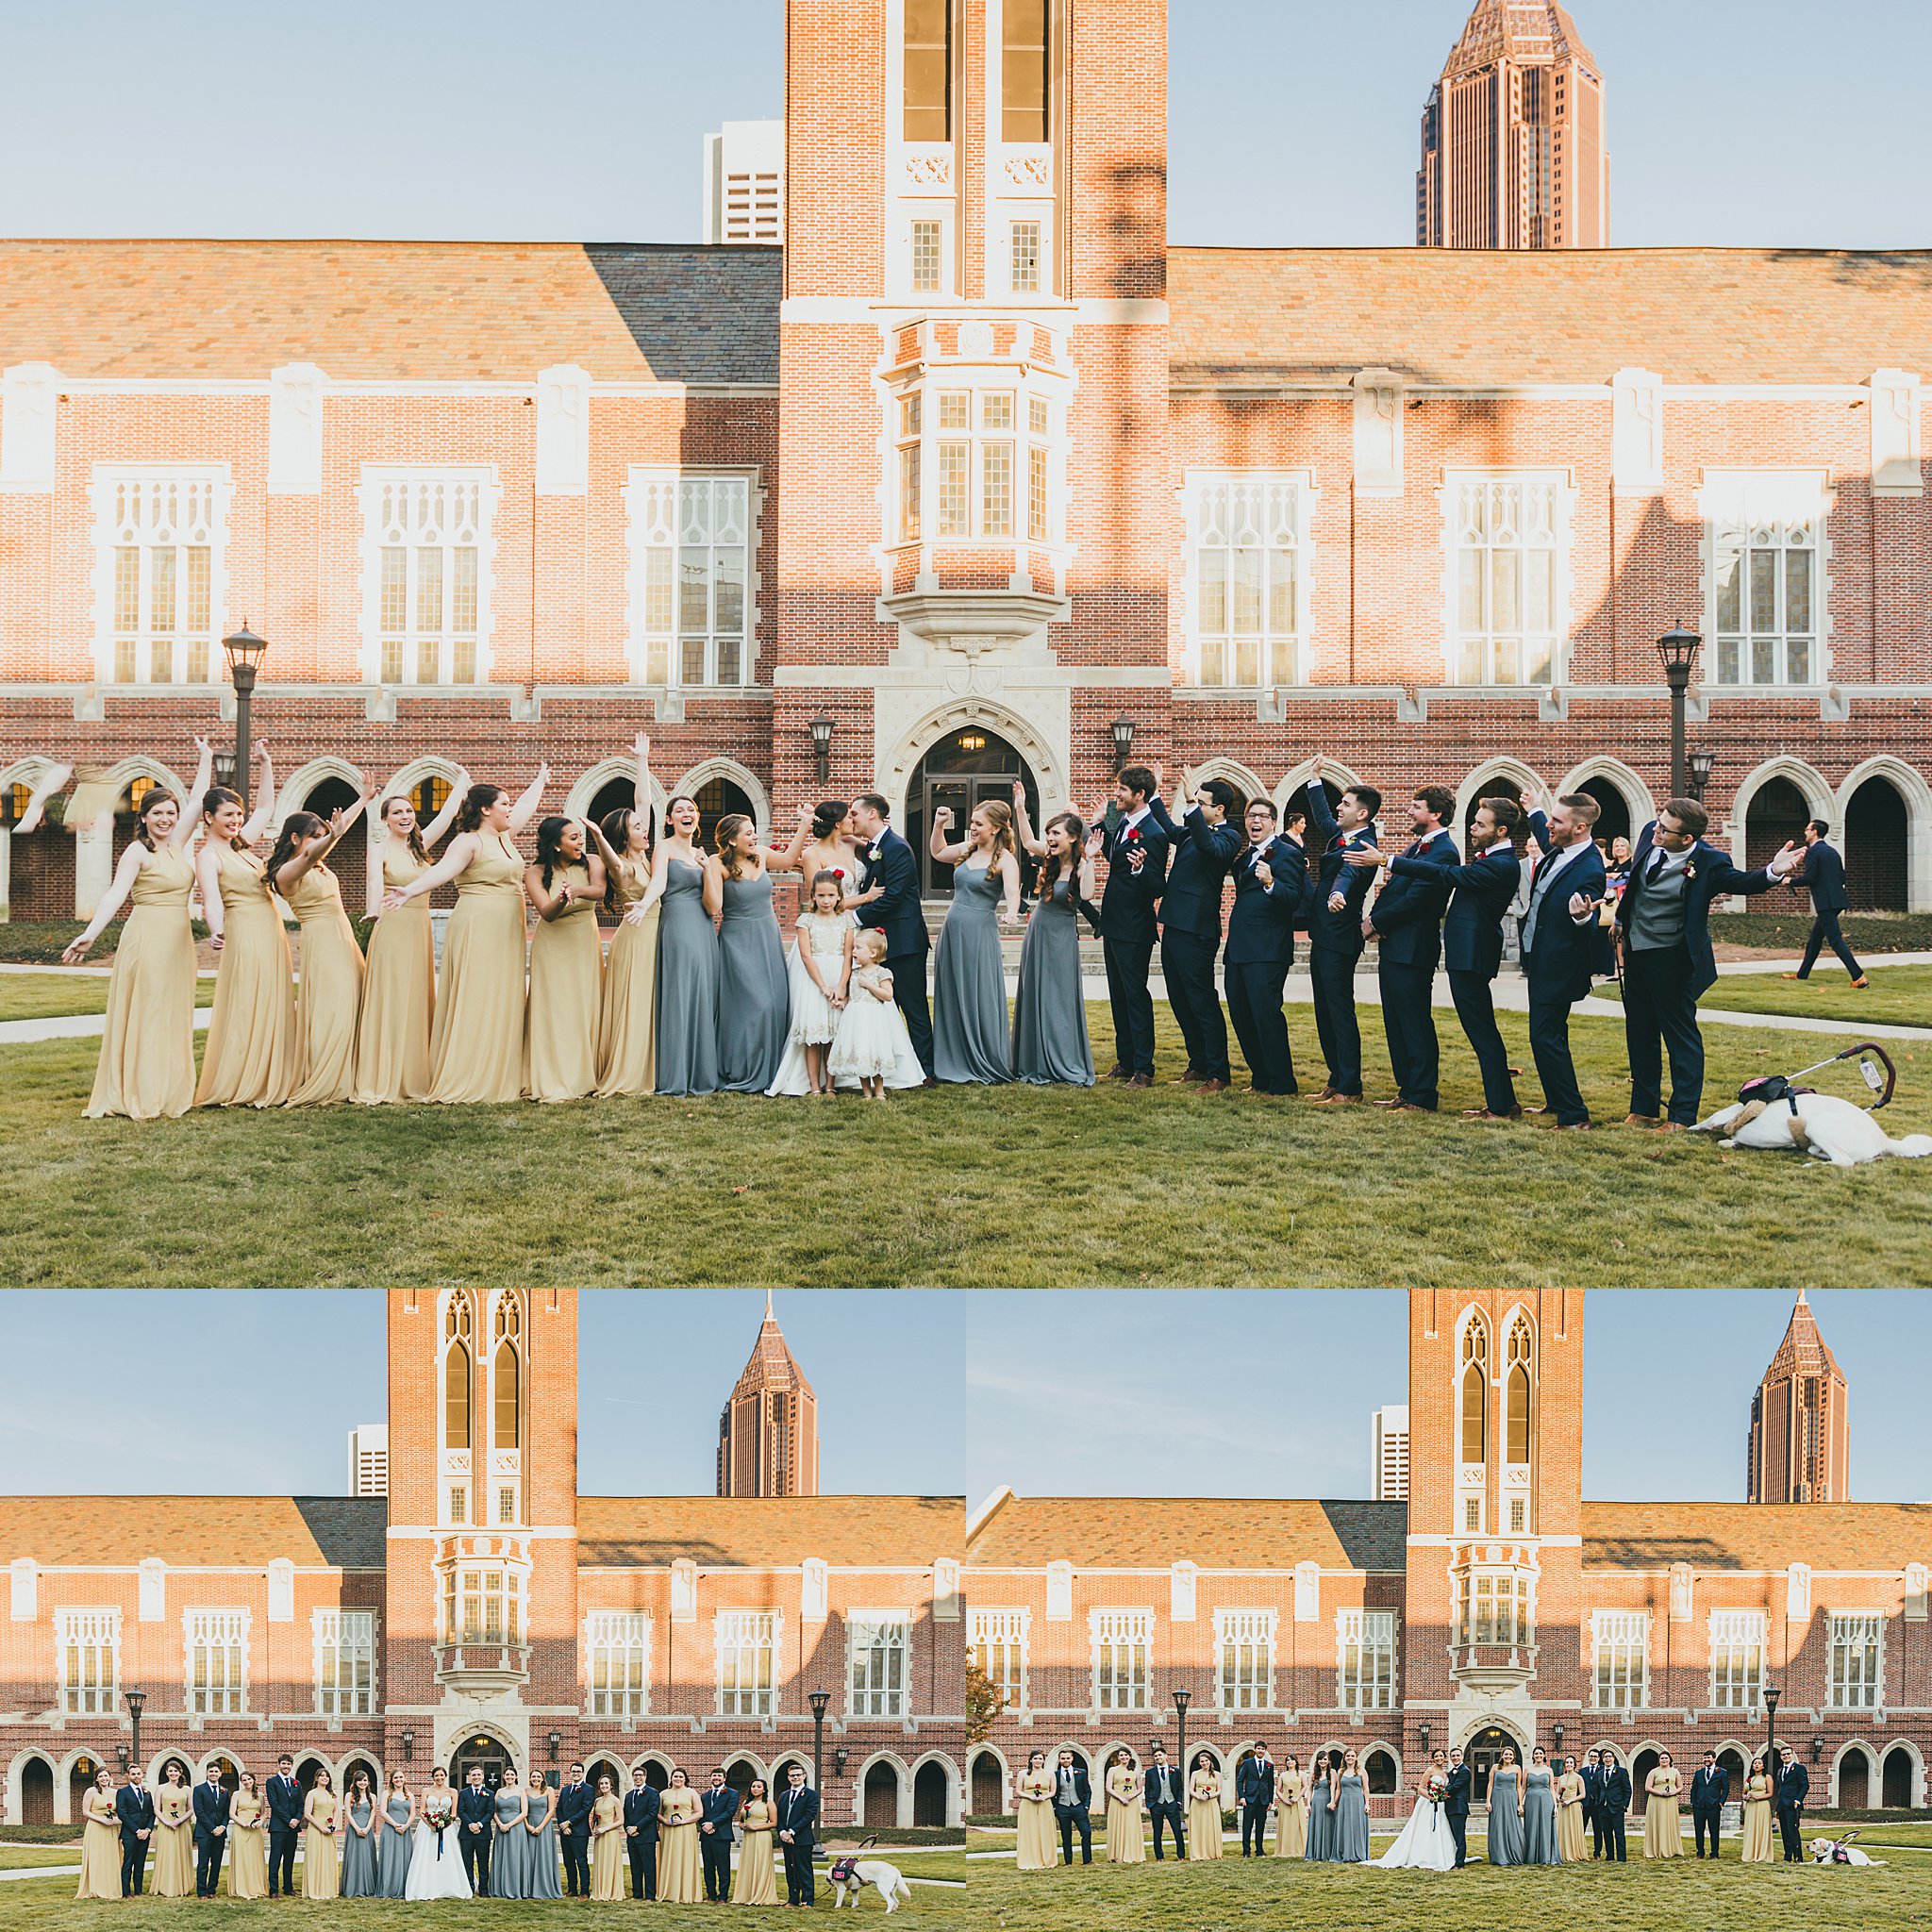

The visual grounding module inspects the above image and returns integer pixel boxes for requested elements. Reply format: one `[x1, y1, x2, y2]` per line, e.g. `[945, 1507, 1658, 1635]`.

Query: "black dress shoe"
[1127, 1073, 1152, 1088]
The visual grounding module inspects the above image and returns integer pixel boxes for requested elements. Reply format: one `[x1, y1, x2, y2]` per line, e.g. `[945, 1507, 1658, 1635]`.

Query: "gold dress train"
[524, 858, 603, 1101]
[590, 1792, 624, 1901]
[151, 1786, 194, 1896]
[1740, 1774, 1775, 1862]
[227, 1791, 267, 1898]
[1274, 1773, 1307, 1857]
[303, 1793, 340, 1896]
[285, 862, 364, 1105]
[1643, 1773, 1682, 1857]
[731, 1800, 778, 1904]
[353, 845, 437, 1102]
[594, 855, 658, 1094]
[85, 842, 199, 1119]
[1188, 1773, 1222, 1857]
[75, 1792, 122, 1898]
[1104, 1770, 1144, 1864]
[194, 844, 295, 1108]
[427, 830, 527, 1104]
[1014, 1771, 1057, 1870]
[658, 1790, 702, 1903]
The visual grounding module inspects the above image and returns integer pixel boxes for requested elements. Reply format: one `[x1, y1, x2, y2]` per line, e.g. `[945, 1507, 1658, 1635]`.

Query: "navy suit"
[1519, 823, 1607, 1125]
[1776, 1759, 1808, 1861]
[1141, 1761, 1186, 1859]
[1392, 839, 1524, 1115]
[860, 826, 932, 1076]
[1097, 807, 1170, 1076]
[1370, 824, 1457, 1108]
[774, 1784, 819, 1905]
[264, 1772, 304, 1897]
[192, 1779, 230, 1897]
[1793, 840, 1863, 980]
[1442, 1763, 1472, 1867]
[1302, 781, 1377, 1094]
[115, 1783, 156, 1896]
[699, 1784, 741, 1899]
[1148, 797, 1242, 1081]
[457, 1783, 494, 1895]
[623, 1784, 661, 1899]
[1690, 1764, 1728, 1857]
[554, 1777, 594, 1894]
[1595, 1764, 1631, 1860]
[1224, 836, 1311, 1093]
[1051, 1765, 1092, 1864]
[1236, 1756, 1274, 1857]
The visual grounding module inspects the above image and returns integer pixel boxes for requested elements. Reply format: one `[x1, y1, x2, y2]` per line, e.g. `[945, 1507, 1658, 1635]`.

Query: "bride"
[1374, 1749, 1457, 1871]
[404, 1767, 473, 1900]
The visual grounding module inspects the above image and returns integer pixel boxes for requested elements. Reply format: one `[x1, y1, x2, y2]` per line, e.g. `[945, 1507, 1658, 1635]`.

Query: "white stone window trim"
[1696, 467, 1834, 690]
[886, 0, 958, 298]
[183, 1606, 251, 1719]
[714, 1607, 782, 1720]
[441, 1553, 529, 1650]
[969, 1607, 1030, 1713]
[1335, 1607, 1396, 1712]
[355, 464, 500, 687]
[1708, 1607, 1767, 1712]
[584, 1608, 653, 1721]
[1590, 1608, 1650, 1710]
[1179, 468, 1319, 689]
[312, 1606, 376, 1719]
[1212, 1606, 1278, 1713]
[1826, 1610, 1884, 1711]
[847, 1607, 912, 1720]
[56, 1606, 121, 1715]
[1089, 1606, 1154, 1714]
[622, 465, 764, 690]
[87, 463, 235, 687]
[1437, 467, 1577, 689]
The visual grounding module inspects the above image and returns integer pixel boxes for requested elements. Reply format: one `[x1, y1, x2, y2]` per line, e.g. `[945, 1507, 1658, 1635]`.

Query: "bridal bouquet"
[424, 1795, 453, 1858]
[1424, 1772, 1449, 1807]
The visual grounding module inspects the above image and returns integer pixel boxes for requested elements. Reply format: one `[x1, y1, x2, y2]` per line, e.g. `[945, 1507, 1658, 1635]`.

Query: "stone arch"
[1833, 1740, 1874, 1808]
[667, 758, 771, 839]
[1629, 1742, 1665, 1813]
[1880, 1740, 1920, 1808]
[858, 1749, 910, 1829]
[7, 1747, 58, 1826]
[149, 1747, 200, 1791]
[1555, 756, 1657, 842]
[968, 1745, 1009, 1818]
[1730, 756, 1832, 864]
[444, 1718, 524, 1786]
[565, 757, 672, 831]
[1456, 756, 1543, 832]
[878, 697, 1068, 825]
[275, 755, 368, 827]
[101, 753, 190, 808]
[1361, 1741, 1402, 1797]
[909, 1749, 958, 1828]
[1836, 754, 1932, 912]
[1184, 758, 1268, 815]
[1272, 756, 1360, 819]
[628, 1750, 675, 1790]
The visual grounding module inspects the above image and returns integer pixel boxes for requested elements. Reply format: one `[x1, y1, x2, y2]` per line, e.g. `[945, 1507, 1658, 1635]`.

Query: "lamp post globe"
[222, 624, 270, 809]
[1656, 624, 1702, 800]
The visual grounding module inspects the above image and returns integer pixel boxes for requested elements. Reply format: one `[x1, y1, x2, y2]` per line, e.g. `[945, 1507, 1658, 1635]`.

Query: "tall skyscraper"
[1372, 1405, 1410, 1502]
[347, 1424, 388, 1497]
[1417, 2, 1608, 249]
[717, 1291, 820, 1498]
[1749, 1291, 1851, 1503]
[703, 120, 784, 244]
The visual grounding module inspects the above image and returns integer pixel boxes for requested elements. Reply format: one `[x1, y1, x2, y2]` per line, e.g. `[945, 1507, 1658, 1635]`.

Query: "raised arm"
[1010, 780, 1045, 858]
[505, 762, 551, 837]
[778, 802, 814, 874]
[275, 783, 377, 898]
[12, 758, 75, 837]
[238, 745, 276, 847]
[59, 840, 149, 961]
[928, 806, 972, 864]
[419, 769, 472, 848]
[158, 737, 221, 852]
[629, 733, 653, 830]
[384, 831, 478, 908]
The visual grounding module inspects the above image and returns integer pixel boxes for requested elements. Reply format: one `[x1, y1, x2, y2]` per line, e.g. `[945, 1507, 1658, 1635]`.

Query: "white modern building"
[1372, 1405, 1409, 1502]
[346, 1424, 388, 1497]
[703, 120, 784, 243]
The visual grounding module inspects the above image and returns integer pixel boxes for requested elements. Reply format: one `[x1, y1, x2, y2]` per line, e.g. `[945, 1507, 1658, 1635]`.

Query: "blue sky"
[966, 1291, 1932, 1510]
[0, 1291, 961, 1497]
[1, 2, 1924, 248]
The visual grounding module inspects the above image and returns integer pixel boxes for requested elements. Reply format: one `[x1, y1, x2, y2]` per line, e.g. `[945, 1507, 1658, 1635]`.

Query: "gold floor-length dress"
[524, 860, 603, 1101]
[227, 1792, 267, 1898]
[594, 855, 658, 1094]
[1188, 1773, 1222, 1858]
[1104, 1770, 1144, 1864]
[303, 1794, 341, 1897]
[1556, 1772, 1587, 1861]
[285, 863, 365, 1105]
[1643, 1773, 1682, 1858]
[658, 1790, 703, 1904]
[194, 845, 295, 1108]
[590, 1793, 625, 1901]
[427, 831, 528, 1104]
[1740, 1774, 1775, 1862]
[1014, 1772, 1058, 1870]
[75, 1791, 122, 1898]
[85, 842, 200, 1119]
[352, 846, 436, 1103]
[1274, 1773, 1307, 1857]
[731, 1800, 778, 1904]
[151, 1787, 194, 1896]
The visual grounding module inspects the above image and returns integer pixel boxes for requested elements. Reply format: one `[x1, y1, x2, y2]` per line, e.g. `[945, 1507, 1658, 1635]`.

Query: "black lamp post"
[401, 1728, 415, 1762]
[1552, 1722, 1565, 1762]
[1172, 1687, 1191, 1784]
[1110, 717, 1137, 771]
[547, 1730, 561, 1763]
[1764, 1684, 1782, 1782]
[125, 1689, 145, 1773]
[1656, 624, 1702, 800]
[222, 624, 269, 808]
[1687, 748, 1715, 805]
[808, 1688, 830, 1813]
[809, 715, 835, 787]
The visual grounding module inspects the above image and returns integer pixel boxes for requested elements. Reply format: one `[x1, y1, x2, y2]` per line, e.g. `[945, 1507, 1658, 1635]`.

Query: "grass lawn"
[3, 1002, 1929, 1290]
[0, 972, 210, 1024]
[1595, 961, 1932, 1031]
[0, 1844, 81, 1867]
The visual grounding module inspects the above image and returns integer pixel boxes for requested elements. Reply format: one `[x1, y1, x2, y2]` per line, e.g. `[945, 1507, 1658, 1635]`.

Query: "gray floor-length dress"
[1521, 1767, 1560, 1864]
[377, 1793, 412, 1897]
[1011, 876, 1093, 1085]
[1488, 1769, 1525, 1865]
[1330, 1774, 1370, 1863]
[933, 862, 1012, 1084]
[715, 872, 790, 1093]
[523, 1789, 561, 1900]
[341, 1798, 381, 1896]
[491, 1788, 527, 1898]
[1305, 1773, 1332, 1861]
[655, 859, 720, 1095]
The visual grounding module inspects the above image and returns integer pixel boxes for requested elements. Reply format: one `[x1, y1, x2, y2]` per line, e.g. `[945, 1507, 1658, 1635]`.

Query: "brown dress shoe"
[1127, 1072, 1153, 1088]
[1557, 1119, 1594, 1131]
[1624, 1112, 1659, 1127]
[1179, 1065, 1204, 1084]
[1105, 1064, 1131, 1081]
[1196, 1077, 1230, 1094]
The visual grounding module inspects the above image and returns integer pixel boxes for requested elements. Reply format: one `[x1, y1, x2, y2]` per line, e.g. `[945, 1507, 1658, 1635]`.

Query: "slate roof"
[966, 1497, 1407, 1573]
[575, 1495, 961, 1568]
[1581, 1502, 1932, 1572]
[0, 1496, 386, 1568]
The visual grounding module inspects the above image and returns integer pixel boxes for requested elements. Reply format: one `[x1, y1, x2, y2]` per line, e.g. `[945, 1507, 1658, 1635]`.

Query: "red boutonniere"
[1684, 861, 1698, 882]
[1124, 827, 1141, 844]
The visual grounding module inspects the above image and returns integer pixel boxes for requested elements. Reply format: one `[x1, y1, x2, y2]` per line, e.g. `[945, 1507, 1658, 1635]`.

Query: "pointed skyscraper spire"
[716, 1292, 821, 1498]
[1748, 1291, 1850, 1503]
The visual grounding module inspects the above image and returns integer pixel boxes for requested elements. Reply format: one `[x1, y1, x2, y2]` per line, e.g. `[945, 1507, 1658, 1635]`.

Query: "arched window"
[492, 1294, 522, 1452]
[1505, 1316, 1533, 1465]
[443, 1292, 474, 1450]
[1459, 1318, 1489, 1464]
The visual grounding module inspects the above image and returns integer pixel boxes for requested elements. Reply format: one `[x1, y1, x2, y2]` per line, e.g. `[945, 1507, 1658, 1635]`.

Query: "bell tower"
[384, 1290, 580, 1777]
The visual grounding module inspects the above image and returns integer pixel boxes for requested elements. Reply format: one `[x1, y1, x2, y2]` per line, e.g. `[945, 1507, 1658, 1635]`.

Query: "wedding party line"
[1010, 1739, 1814, 1873]
[72, 1754, 824, 1906]
[25, 733, 1824, 1127]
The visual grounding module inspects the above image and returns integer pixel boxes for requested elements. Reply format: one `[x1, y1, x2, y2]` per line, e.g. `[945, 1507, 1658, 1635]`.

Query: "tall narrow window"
[1187, 476, 1307, 686]
[1707, 473, 1824, 686]
[314, 1609, 375, 1718]
[1091, 1608, 1153, 1711]
[492, 1293, 522, 1451]
[897, 395, 923, 543]
[969, 1609, 1029, 1713]
[186, 1609, 249, 1715]
[57, 1609, 120, 1715]
[1447, 475, 1563, 685]
[444, 1291, 473, 1451]
[1505, 1316, 1533, 1464]
[627, 474, 754, 688]
[1459, 1318, 1489, 1465]
[586, 1611, 652, 1718]
[1010, 221, 1042, 295]
[369, 473, 487, 685]
[904, 0, 952, 142]
[98, 472, 225, 685]
[1002, 0, 1051, 143]
[910, 221, 943, 294]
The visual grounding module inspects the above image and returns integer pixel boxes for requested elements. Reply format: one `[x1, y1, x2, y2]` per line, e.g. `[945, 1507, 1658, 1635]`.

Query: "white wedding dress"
[1374, 1792, 1457, 1871]
[403, 1794, 474, 1900]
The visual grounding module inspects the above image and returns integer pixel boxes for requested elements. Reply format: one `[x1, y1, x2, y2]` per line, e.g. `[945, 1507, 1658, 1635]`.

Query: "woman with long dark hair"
[712, 811, 792, 1094]
[1010, 790, 1094, 1085]
[382, 768, 549, 1103]
[340, 1768, 381, 1896]
[928, 799, 1021, 1084]
[587, 735, 663, 1097]
[523, 815, 606, 1101]
[652, 796, 721, 1096]
[62, 738, 214, 1118]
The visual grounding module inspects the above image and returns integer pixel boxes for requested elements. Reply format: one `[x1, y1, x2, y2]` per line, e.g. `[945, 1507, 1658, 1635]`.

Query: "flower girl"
[830, 928, 908, 1099]
[791, 870, 856, 1095]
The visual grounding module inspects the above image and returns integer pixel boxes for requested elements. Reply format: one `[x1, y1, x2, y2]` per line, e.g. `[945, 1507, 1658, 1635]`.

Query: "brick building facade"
[0, 1290, 966, 1830]
[965, 1291, 1930, 1822]
[0, 0, 1926, 925]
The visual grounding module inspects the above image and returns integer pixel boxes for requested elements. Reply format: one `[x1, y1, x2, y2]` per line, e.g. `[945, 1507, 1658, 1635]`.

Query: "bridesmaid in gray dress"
[1329, 1752, 1371, 1863]
[1521, 1747, 1561, 1864]
[340, 1774, 381, 1896]
[522, 1770, 561, 1900]
[491, 1777, 529, 1898]
[1010, 795, 1094, 1085]
[712, 813, 791, 1093]
[1488, 1749, 1526, 1865]
[1304, 1754, 1334, 1862]
[653, 797, 721, 1096]
[929, 801, 1021, 1084]
[377, 1774, 414, 1897]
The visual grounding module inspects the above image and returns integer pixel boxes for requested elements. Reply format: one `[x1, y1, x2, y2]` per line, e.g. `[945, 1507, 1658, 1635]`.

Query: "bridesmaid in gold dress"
[731, 1777, 779, 1905]
[76, 1768, 122, 1899]
[151, 1761, 195, 1896]
[1740, 1754, 1775, 1863]
[303, 1768, 341, 1897]
[351, 778, 466, 1104]
[658, 1769, 703, 1904]
[194, 754, 297, 1108]
[1643, 1751, 1683, 1858]
[228, 1772, 268, 1899]
[1556, 1755, 1589, 1861]
[1104, 1751, 1144, 1865]
[1187, 1754, 1223, 1859]
[272, 786, 376, 1106]
[1014, 1751, 1057, 1871]
[1273, 1754, 1307, 1858]
[589, 735, 662, 1096]
[523, 815, 606, 1101]
[62, 739, 214, 1119]
[589, 1774, 625, 1901]
[384, 768, 548, 1105]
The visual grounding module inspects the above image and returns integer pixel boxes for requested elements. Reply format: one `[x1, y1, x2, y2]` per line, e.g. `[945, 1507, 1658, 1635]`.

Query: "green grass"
[0, 972, 211, 1023]
[1709, 910, 1932, 955]
[3, 1002, 1929, 1289]
[1694, 963, 1932, 1030]
[0, 1844, 81, 1868]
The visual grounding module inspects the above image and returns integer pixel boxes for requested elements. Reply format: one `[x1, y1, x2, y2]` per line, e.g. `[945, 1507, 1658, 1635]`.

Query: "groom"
[851, 791, 934, 1082]
[1442, 1748, 1472, 1868]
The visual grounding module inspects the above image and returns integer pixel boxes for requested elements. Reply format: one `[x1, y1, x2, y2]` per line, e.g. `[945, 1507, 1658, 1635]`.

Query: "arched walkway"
[911, 1755, 953, 1827]
[1836, 1742, 1872, 1808]
[1733, 758, 1830, 869]
[1840, 765, 1922, 910]
[1557, 758, 1656, 845]
[905, 724, 1041, 897]
[1457, 758, 1540, 836]
[566, 758, 670, 839]
[1362, 1745, 1400, 1796]
[969, 1749, 1007, 1819]
[669, 758, 770, 844]
[878, 698, 1069, 841]
[861, 1754, 906, 1828]
[1881, 1743, 1919, 1809]
[1460, 1722, 1526, 1808]
[8, 1750, 55, 1826]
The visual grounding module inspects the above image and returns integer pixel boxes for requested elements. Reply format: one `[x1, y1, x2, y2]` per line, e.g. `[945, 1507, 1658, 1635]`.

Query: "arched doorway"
[1717, 1747, 1746, 1792]
[450, 1735, 512, 1793]
[582, 1755, 625, 1802]
[862, 1759, 900, 1827]
[1630, 1747, 1660, 1814]
[969, 1752, 1004, 1818]
[1746, 776, 1811, 872]
[293, 1755, 331, 1800]
[1846, 775, 1908, 910]
[640, 1759, 669, 1792]
[111, 774, 170, 869]
[691, 775, 755, 856]
[66, 1756, 102, 1822]
[1839, 1747, 1870, 1808]
[157, 1754, 196, 1791]
[1881, 1746, 1913, 1808]
[1363, 1748, 1398, 1796]
[724, 1758, 758, 1807]
[912, 1759, 949, 1827]
[1464, 775, 1523, 837]
[3, 780, 75, 922]
[205, 1754, 242, 1795]
[906, 727, 1040, 897]
[293, 775, 366, 913]
[1576, 776, 1632, 849]
[1465, 1725, 1520, 1807]
[340, 1757, 381, 1807]
[20, 1757, 54, 1825]
[587, 775, 647, 844]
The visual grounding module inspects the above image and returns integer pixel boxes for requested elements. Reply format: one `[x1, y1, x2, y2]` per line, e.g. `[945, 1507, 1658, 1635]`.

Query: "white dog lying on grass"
[828, 1857, 914, 1911]
[1808, 1837, 1888, 1865]
[1693, 1091, 1932, 1167]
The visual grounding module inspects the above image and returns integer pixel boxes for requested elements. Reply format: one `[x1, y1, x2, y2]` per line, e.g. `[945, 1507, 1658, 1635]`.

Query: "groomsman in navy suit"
[774, 1764, 820, 1906]
[115, 1766, 156, 1897]
[1301, 757, 1380, 1101]
[1442, 1749, 1472, 1868]
[1141, 1746, 1186, 1859]
[264, 1755, 303, 1898]
[1363, 784, 1457, 1110]
[1595, 1750, 1631, 1860]
[851, 792, 935, 1081]
[623, 1765, 660, 1900]
[698, 1769, 741, 1900]
[457, 1765, 494, 1896]
[1236, 1749, 1274, 1857]
[1093, 764, 1170, 1087]
[555, 1761, 593, 1896]
[1690, 1751, 1728, 1857]
[192, 1767, 230, 1897]
[1148, 774, 1244, 1091]
[1785, 818, 1867, 986]
[1225, 797, 1312, 1094]
[1051, 1750, 1092, 1865]
[1519, 791, 1607, 1127]
[1775, 1746, 1809, 1862]
[1579, 1749, 1605, 1853]
[1615, 798, 1795, 1127]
